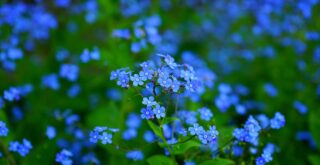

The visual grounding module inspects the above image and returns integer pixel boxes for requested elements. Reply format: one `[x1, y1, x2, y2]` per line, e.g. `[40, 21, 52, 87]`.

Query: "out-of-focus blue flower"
[126, 113, 141, 129]
[12, 106, 24, 121]
[126, 150, 144, 161]
[80, 48, 100, 63]
[112, 29, 131, 39]
[296, 131, 317, 149]
[42, 74, 60, 90]
[0, 97, 4, 108]
[55, 0, 71, 8]
[270, 112, 285, 129]
[0, 121, 9, 136]
[257, 114, 269, 129]
[9, 139, 32, 157]
[232, 145, 243, 157]
[3, 87, 20, 101]
[264, 83, 278, 97]
[46, 126, 56, 139]
[235, 104, 246, 115]
[122, 128, 137, 140]
[143, 130, 155, 143]
[293, 101, 308, 114]
[198, 107, 213, 121]
[89, 126, 116, 144]
[56, 149, 73, 165]
[67, 84, 81, 98]
[142, 96, 157, 107]
[59, 64, 79, 82]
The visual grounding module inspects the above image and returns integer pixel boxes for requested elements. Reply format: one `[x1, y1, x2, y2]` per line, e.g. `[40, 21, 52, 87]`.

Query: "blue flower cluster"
[89, 126, 119, 144]
[233, 112, 285, 146]
[56, 149, 73, 165]
[9, 139, 32, 157]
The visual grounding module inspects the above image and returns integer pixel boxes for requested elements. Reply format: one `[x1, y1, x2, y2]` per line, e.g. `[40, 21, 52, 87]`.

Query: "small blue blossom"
[46, 126, 56, 139]
[9, 139, 32, 157]
[198, 107, 213, 121]
[171, 79, 180, 92]
[99, 132, 112, 144]
[142, 96, 157, 107]
[56, 149, 73, 165]
[143, 130, 155, 143]
[139, 69, 154, 81]
[42, 74, 60, 90]
[126, 150, 144, 161]
[153, 104, 165, 119]
[158, 76, 172, 88]
[141, 106, 154, 119]
[117, 71, 130, 88]
[122, 128, 137, 140]
[188, 123, 204, 135]
[270, 112, 285, 129]
[3, 87, 20, 101]
[0, 121, 9, 136]
[130, 74, 144, 86]
[59, 64, 79, 82]
[293, 101, 308, 115]
[126, 113, 141, 129]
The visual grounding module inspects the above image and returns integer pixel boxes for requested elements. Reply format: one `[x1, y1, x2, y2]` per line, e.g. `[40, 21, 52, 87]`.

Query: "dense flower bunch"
[89, 126, 119, 144]
[8, 139, 32, 157]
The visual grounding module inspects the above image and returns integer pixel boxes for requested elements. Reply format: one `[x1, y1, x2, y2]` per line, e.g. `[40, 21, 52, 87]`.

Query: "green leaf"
[147, 120, 165, 142]
[308, 154, 320, 165]
[200, 158, 235, 165]
[309, 109, 320, 149]
[172, 140, 201, 155]
[147, 155, 176, 165]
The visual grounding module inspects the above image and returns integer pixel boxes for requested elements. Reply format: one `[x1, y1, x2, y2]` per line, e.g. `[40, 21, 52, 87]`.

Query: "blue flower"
[126, 150, 144, 161]
[171, 79, 180, 92]
[126, 113, 141, 129]
[100, 132, 112, 144]
[89, 130, 100, 143]
[0, 121, 9, 136]
[293, 101, 308, 114]
[130, 74, 143, 86]
[139, 69, 154, 81]
[3, 87, 20, 102]
[158, 54, 177, 69]
[270, 112, 285, 129]
[110, 70, 120, 80]
[153, 104, 165, 119]
[9, 139, 32, 157]
[42, 74, 60, 90]
[158, 76, 172, 88]
[198, 131, 212, 144]
[256, 156, 266, 165]
[141, 106, 154, 119]
[142, 96, 157, 107]
[117, 71, 130, 88]
[56, 149, 73, 165]
[198, 107, 213, 121]
[143, 130, 155, 143]
[59, 64, 79, 82]
[233, 116, 261, 145]
[46, 126, 56, 139]
[122, 128, 137, 140]
[188, 123, 204, 135]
